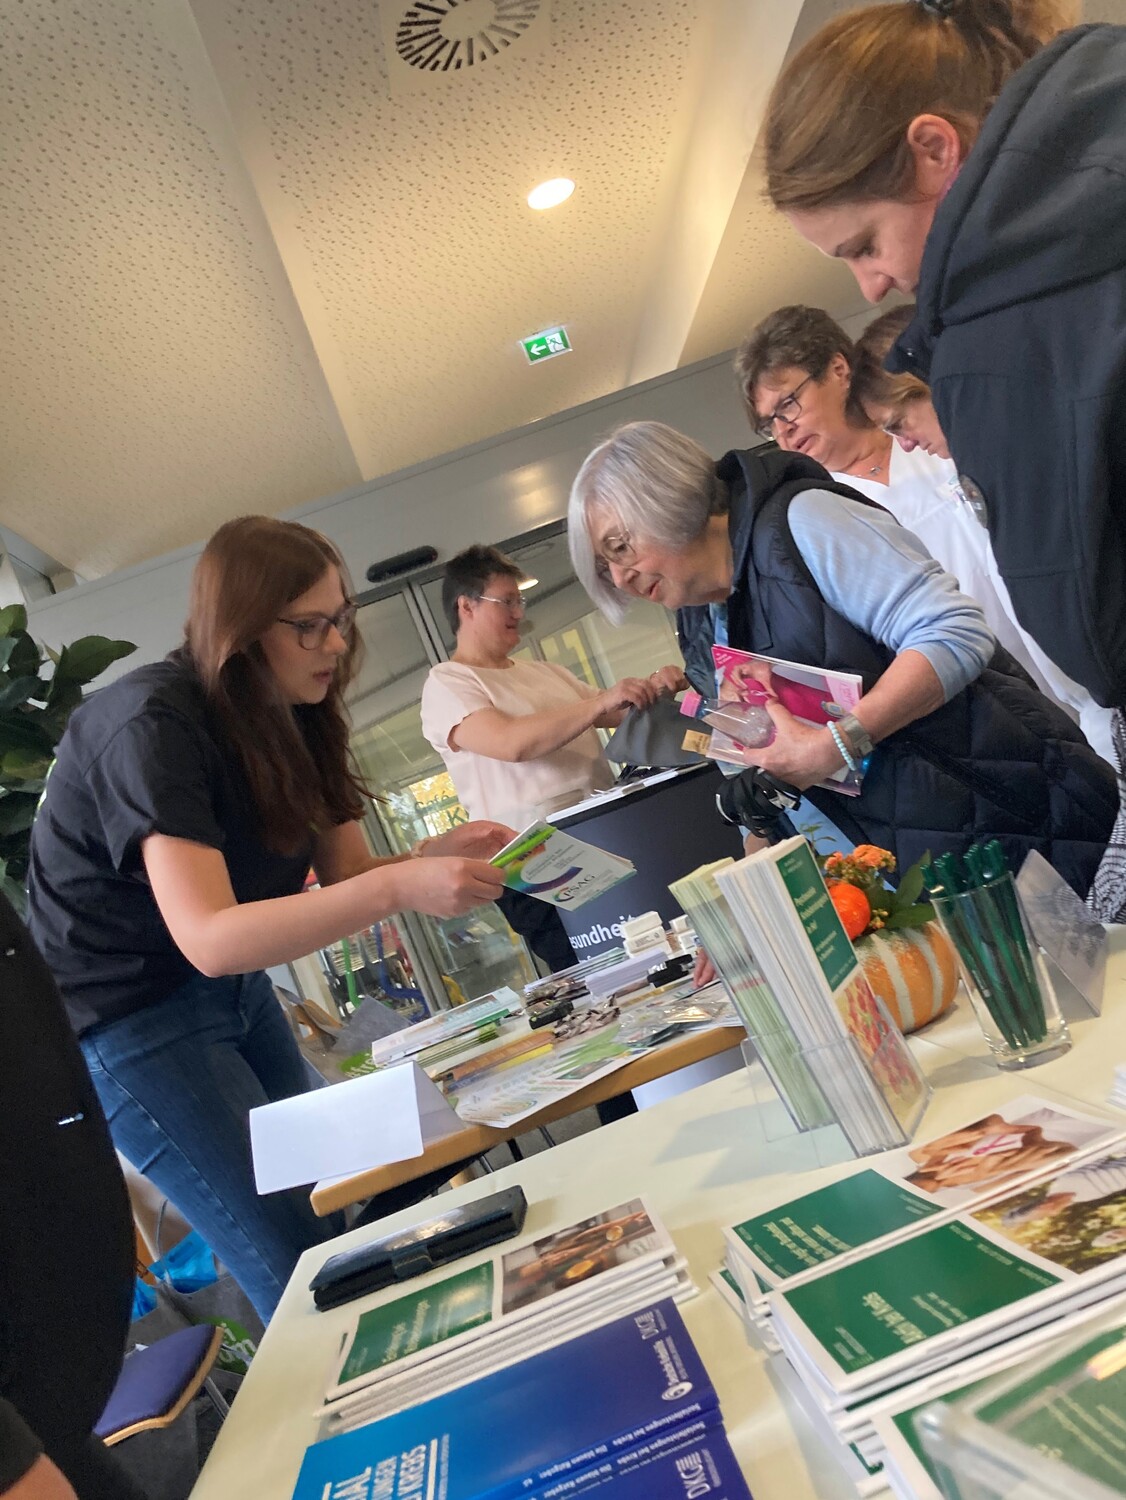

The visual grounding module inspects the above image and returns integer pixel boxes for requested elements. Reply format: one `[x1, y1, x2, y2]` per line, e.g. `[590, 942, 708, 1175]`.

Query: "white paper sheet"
[249, 1062, 460, 1194]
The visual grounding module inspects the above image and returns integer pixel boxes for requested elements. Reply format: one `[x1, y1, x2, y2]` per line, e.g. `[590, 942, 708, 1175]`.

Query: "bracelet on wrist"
[409, 836, 433, 859]
[829, 722, 860, 772]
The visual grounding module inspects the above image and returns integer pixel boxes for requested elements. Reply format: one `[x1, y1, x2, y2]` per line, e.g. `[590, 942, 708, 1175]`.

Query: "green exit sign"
[521, 326, 571, 364]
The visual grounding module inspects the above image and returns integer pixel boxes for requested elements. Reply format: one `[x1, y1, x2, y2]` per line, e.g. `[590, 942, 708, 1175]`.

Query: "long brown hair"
[764, 0, 1078, 214]
[184, 516, 367, 854]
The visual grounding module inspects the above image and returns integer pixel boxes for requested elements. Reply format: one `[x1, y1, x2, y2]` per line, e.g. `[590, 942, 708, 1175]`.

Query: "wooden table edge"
[310, 1024, 747, 1216]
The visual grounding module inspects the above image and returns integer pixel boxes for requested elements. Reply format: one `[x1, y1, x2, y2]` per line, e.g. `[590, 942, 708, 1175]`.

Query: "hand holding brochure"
[693, 646, 864, 796]
[490, 821, 635, 908]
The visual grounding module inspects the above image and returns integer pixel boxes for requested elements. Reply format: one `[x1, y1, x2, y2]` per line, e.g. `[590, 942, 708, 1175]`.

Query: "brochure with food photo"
[726, 1095, 1122, 1295]
[322, 1198, 690, 1425]
[772, 1146, 1126, 1407]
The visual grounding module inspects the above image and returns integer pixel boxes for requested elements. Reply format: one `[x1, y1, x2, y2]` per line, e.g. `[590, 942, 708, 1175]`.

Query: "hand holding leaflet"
[490, 821, 635, 908]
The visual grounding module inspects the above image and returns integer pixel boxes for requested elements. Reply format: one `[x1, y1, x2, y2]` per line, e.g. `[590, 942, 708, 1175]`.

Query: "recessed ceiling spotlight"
[527, 177, 575, 211]
[517, 576, 539, 591]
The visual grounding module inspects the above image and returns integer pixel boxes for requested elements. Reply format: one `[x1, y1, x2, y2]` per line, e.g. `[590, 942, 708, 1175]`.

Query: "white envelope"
[249, 1062, 463, 1195]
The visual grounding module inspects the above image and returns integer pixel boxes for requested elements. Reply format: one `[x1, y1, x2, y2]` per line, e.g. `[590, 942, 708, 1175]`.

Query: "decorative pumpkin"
[855, 923, 959, 1034]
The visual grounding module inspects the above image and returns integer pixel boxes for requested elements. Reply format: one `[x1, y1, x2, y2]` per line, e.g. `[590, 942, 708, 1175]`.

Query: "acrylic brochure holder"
[738, 1011, 931, 1169]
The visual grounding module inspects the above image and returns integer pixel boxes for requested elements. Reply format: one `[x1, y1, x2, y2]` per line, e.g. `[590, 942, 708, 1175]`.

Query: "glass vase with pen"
[923, 841, 1071, 1070]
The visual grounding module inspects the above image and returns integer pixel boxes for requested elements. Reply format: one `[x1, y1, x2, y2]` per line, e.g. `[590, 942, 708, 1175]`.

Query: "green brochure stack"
[716, 1092, 1126, 1494]
[672, 837, 930, 1157]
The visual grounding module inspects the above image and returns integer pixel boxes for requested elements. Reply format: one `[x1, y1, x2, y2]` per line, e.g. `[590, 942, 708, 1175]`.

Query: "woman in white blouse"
[420, 544, 684, 971]
[734, 304, 1114, 765]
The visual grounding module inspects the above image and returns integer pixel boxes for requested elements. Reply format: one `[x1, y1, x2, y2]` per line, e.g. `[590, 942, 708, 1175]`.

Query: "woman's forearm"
[184, 867, 409, 978]
[854, 649, 946, 743]
[453, 698, 603, 762]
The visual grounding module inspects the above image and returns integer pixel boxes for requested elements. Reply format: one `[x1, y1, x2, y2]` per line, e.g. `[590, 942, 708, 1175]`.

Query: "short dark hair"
[442, 544, 523, 636]
[734, 305, 863, 425]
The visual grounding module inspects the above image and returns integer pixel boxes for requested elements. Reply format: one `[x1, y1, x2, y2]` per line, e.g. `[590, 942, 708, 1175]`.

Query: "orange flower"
[852, 844, 896, 872]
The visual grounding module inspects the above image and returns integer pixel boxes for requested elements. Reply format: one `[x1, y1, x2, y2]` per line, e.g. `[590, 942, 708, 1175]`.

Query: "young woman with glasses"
[26, 516, 513, 1322]
[421, 544, 684, 976]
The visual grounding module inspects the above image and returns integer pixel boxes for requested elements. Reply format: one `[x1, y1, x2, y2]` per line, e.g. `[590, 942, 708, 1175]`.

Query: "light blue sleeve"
[787, 489, 994, 701]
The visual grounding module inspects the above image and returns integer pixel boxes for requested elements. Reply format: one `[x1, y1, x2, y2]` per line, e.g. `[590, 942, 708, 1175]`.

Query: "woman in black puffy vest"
[568, 421, 1116, 896]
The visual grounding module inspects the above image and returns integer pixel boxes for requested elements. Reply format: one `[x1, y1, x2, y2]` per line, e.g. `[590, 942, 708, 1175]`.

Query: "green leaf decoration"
[51, 636, 136, 687]
[0, 618, 135, 905]
[885, 903, 937, 931]
[896, 859, 925, 910]
[0, 604, 28, 638]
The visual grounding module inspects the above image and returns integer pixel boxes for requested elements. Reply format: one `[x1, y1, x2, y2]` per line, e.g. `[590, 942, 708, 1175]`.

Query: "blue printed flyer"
[292, 1300, 718, 1500]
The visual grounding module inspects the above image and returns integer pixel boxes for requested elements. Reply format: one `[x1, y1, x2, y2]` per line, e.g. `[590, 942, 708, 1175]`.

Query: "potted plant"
[819, 844, 959, 1034]
[0, 603, 136, 912]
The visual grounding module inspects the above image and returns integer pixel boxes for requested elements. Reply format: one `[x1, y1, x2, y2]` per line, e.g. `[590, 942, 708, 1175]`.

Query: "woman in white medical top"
[852, 305, 1115, 767]
[734, 303, 1112, 761]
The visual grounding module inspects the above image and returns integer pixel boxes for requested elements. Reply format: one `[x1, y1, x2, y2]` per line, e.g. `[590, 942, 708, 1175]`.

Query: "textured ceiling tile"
[209, 0, 699, 478]
[0, 0, 360, 576]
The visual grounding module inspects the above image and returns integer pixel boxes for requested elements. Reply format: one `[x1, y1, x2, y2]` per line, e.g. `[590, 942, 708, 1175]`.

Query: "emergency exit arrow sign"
[521, 326, 571, 364]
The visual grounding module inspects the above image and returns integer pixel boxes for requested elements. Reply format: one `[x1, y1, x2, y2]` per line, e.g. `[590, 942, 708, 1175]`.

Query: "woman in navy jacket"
[762, 0, 1126, 916]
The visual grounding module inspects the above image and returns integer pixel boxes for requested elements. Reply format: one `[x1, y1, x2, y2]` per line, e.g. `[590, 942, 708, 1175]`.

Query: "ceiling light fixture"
[527, 177, 575, 211]
[518, 576, 539, 591]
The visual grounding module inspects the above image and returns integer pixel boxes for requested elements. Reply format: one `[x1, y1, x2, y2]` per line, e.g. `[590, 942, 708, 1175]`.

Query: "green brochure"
[784, 1220, 1062, 1376]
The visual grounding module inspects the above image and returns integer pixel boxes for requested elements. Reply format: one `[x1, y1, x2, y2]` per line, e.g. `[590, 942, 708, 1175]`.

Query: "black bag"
[604, 699, 707, 768]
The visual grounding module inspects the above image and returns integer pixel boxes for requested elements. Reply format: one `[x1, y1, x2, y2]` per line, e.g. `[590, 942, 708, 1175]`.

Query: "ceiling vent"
[385, 0, 548, 93]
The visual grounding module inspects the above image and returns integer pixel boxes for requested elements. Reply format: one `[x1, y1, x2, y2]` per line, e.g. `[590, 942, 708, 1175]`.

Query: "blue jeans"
[79, 971, 341, 1322]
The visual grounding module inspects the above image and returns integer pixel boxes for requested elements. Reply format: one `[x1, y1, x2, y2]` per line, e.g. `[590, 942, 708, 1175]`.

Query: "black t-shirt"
[26, 655, 313, 1034]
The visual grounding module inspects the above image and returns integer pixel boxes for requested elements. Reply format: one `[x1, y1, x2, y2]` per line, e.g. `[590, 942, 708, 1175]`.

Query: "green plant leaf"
[885, 904, 936, 931]
[0, 676, 41, 713]
[0, 713, 55, 757]
[41, 677, 82, 728]
[0, 604, 28, 639]
[0, 749, 52, 782]
[5, 631, 42, 679]
[51, 636, 136, 687]
[896, 860, 926, 910]
[0, 869, 27, 915]
[0, 637, 16, 672]
[0, 793, 38, 837]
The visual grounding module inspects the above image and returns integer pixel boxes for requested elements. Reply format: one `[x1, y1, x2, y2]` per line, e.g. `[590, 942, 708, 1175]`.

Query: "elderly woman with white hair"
[568, 421, 1116, 896]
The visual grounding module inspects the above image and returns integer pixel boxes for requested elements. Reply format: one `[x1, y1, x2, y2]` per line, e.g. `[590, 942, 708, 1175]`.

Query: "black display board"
[553, 765, 744, 961]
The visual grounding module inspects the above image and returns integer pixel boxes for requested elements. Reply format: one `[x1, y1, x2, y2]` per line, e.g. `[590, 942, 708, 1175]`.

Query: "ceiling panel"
[3, 0, 1114, 580]
[0, 0, 361, 578]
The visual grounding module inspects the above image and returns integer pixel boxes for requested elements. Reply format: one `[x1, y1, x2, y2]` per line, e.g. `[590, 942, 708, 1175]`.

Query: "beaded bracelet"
[829, 722, 860, 773]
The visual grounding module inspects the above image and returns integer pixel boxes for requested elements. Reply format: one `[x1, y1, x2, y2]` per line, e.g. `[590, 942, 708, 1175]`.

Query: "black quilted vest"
[720, 447, 1117, 897]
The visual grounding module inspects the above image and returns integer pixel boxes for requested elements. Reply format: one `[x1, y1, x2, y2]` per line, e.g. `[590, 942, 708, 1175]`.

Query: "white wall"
[28, 351, 749, 670]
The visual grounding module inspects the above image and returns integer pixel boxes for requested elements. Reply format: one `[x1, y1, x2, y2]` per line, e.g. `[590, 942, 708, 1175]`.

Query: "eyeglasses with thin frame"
[275, 601, 358, 650]
[753, 373, 815, 440]
[477, 592, 527, 617]
[594, 531, 637, 581]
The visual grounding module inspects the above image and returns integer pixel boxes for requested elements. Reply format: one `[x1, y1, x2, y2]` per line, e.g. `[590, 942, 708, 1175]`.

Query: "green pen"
[964, 845, 1037, 1046]
[981, 840, 1047, 1039]
[933, 851, 1024, 1050]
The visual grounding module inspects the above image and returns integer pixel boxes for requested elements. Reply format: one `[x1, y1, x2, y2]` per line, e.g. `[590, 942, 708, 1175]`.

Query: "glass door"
[341, 521, 685, 1017]
[346, 590, 535, 1014]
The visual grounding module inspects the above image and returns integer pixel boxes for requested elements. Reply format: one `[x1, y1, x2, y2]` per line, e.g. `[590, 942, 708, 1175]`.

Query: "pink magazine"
[709, 645, 865, 795]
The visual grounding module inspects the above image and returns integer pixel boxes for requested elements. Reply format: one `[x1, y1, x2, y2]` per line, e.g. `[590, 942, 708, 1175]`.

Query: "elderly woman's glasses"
[753, 373, 814, 439]
[275, 602, 358, 650]
[595, 531, 638, 580]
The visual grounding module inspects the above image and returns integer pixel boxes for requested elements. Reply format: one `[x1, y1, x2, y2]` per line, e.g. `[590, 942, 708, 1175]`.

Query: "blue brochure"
[292, 1299, 719, 1500]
